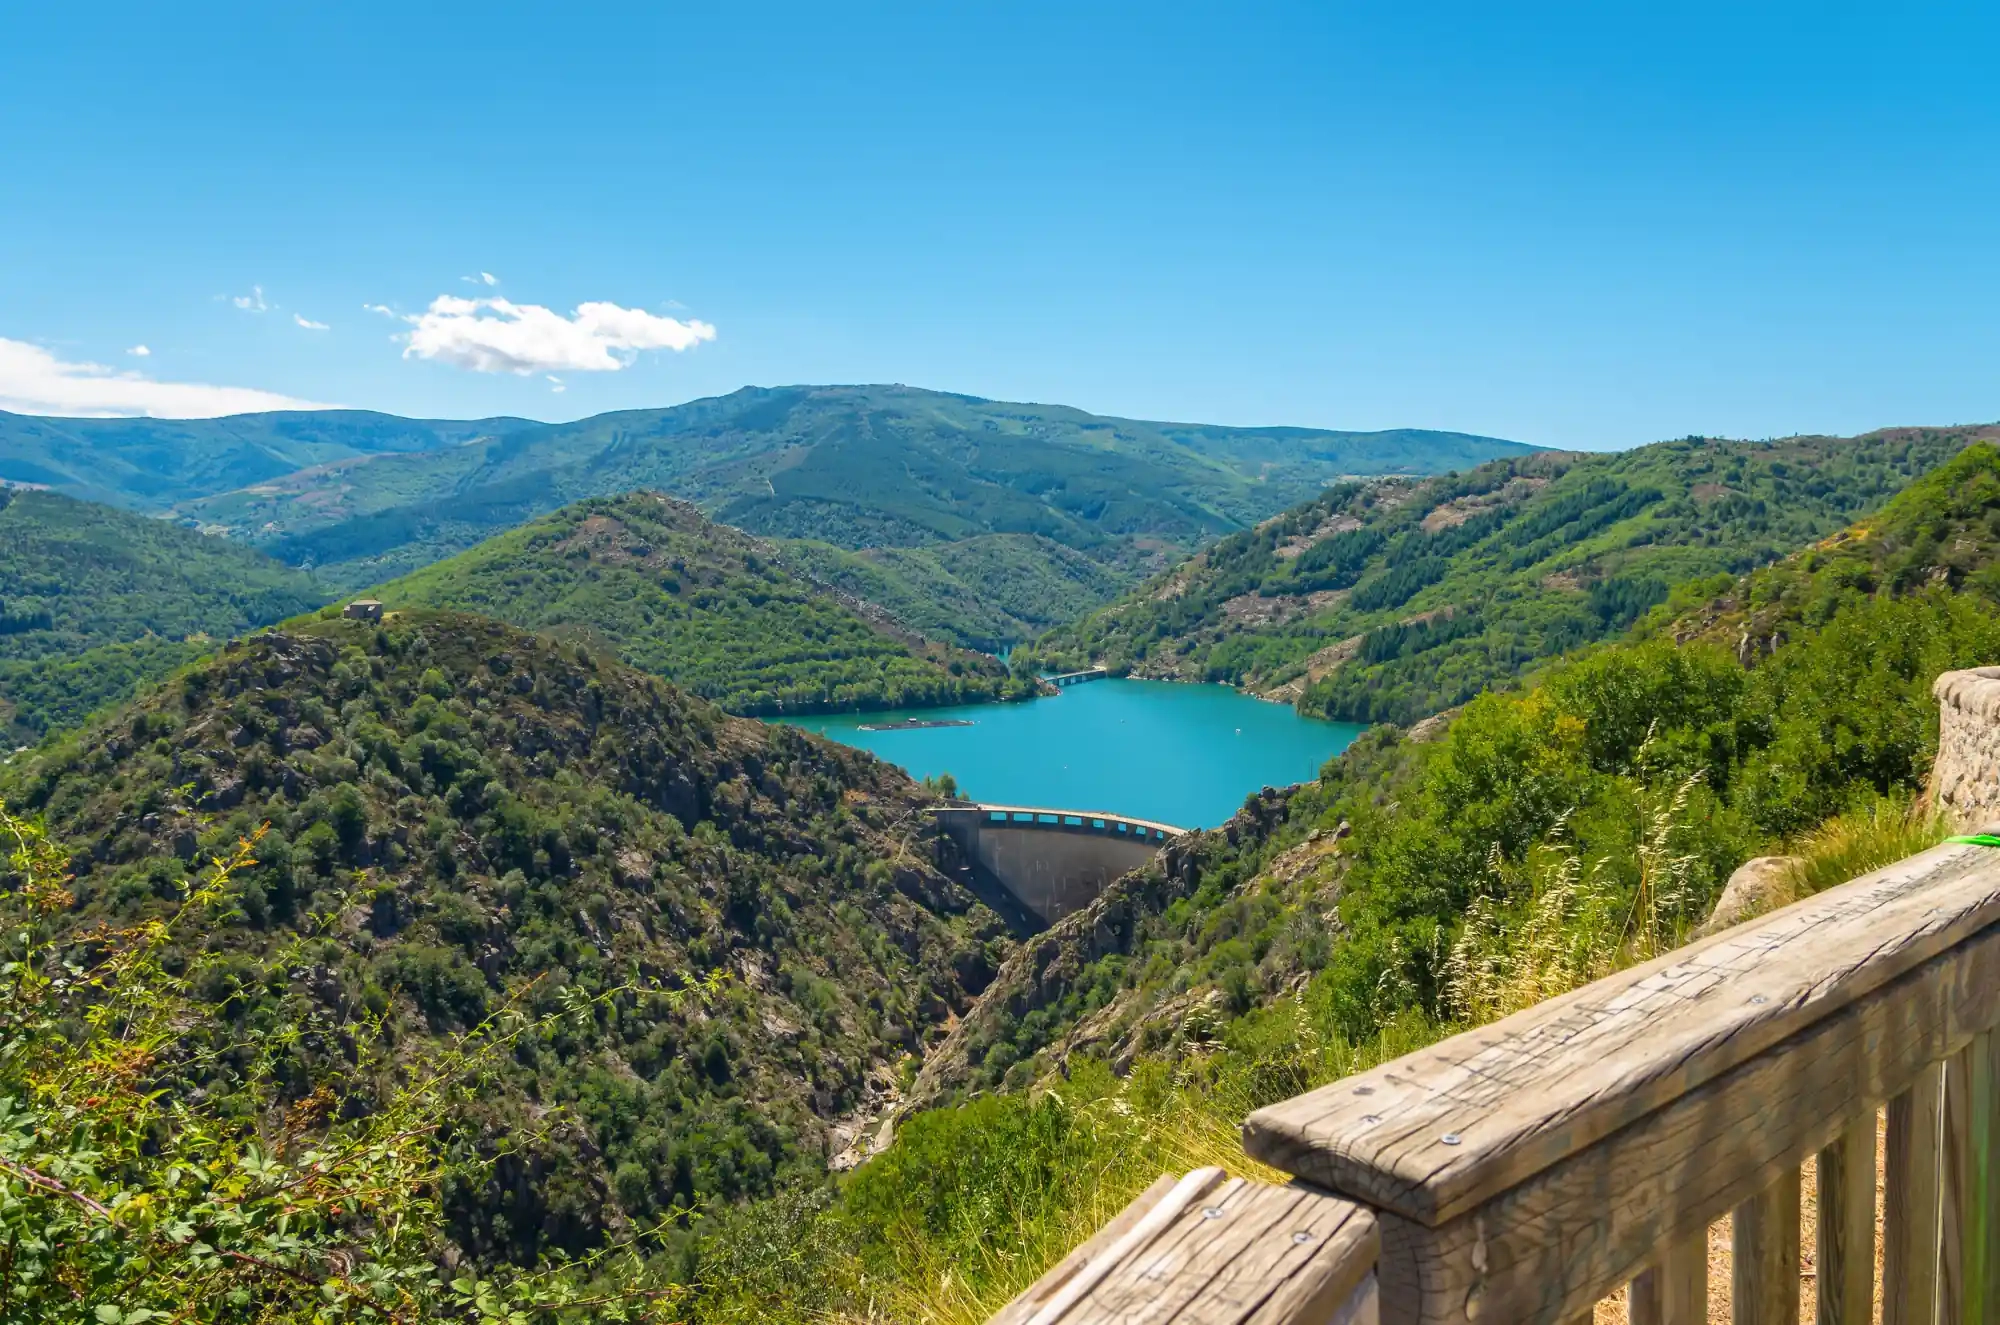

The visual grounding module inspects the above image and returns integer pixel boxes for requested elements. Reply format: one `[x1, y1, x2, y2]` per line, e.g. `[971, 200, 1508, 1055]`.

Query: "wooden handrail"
[1242, 837, 2000, 1225]
[995, 837, 2000, 1325]
[1230, 836, 2000, 1324]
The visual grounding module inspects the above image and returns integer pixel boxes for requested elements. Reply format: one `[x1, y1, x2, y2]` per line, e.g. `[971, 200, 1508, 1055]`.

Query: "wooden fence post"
[1734, 1167, 1801, 1325]
[1630, 1233, 1708, 1325]
[1886, 1066, 1944, 1325]
[1816, 1123, 1875, 1325]
[1944, 1030, 2000, 1325]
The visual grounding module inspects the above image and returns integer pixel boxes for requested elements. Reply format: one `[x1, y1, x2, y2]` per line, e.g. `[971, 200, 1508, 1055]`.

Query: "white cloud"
[0, 337, 332, 418]
[546, 375, 566, 394]
[462, 271, 500, 286]
[397, 295, 716, 374]
[294, 313, 330, 331]
[362, 303, 396, 317]
[127, 344, 151, 357]
[231, 285, 270, 312]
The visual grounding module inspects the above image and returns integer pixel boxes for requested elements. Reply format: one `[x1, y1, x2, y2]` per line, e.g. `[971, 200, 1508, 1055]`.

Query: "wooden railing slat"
[1630, 1234, 1709, 1325]
[1243, 843, 2000, 1226]
[1975, 1030, 2000, 1325]
[1357, 923, 2000, 1325]
[1733, 1168, 1801, 1325]
[1884, 1069, 1943, 1325]
[1815, 1124, 1875, 1325]
[1944, 1045, 1972, 1325]
[1946, 1029, 2000, 1325]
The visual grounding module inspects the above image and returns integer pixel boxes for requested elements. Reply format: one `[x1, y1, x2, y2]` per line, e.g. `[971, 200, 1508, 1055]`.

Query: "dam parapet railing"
[994, 668, 2000, 1325]
[930, 802, 1185, 843]
[1044, 667, 1112, 688]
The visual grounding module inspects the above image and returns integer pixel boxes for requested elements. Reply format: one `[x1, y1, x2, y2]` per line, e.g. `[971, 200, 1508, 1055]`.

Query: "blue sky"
[2, 2, 1996, 449]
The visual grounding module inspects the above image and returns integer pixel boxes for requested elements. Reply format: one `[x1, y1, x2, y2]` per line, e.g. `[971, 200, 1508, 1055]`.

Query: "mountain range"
[1, 387, 1530, 625]
[0, 408, 532, 509]
[0, 385, 1530, 735]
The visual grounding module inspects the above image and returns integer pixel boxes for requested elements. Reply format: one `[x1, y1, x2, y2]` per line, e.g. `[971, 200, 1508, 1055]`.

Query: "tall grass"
[1787, 792, 1954, 900]
[681, 1010, 1444, 1325]
[1445, 774, 1709, 1026]
[1445, 783, 1955, 1029]
[829, 1009, 1444, 1325]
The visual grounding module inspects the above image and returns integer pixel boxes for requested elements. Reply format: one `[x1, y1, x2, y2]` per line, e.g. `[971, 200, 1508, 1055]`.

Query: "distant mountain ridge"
[0, 409, 534, 510]
[0, 388, 1529, 619]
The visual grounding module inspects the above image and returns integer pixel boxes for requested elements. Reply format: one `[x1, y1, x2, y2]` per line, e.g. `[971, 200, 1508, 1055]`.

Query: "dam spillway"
[927, 803, 1186, 930]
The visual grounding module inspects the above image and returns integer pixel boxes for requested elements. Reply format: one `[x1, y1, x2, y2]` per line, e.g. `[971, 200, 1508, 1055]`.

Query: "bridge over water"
[927, 802, 1185, 932]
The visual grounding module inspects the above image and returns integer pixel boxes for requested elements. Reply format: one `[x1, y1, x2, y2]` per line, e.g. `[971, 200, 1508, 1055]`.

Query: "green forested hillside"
[15, 442, 2000, 1325]
[0, 408, 532, 510]
[6, 610, 1013, 1271]
[169, 386, 1530, 601]
[369, 492, 1031, 714]
[1644, 439, 2000, 653]
[1031, 425, 1995, 724]
[0, 489, 328, 737]
[778, 533, 1127, 652]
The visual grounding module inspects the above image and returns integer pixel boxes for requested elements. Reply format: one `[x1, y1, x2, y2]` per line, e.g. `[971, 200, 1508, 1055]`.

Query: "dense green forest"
[370, 492, 1033, 714]
[2, 611, 1017, 1292]
[158, 386, 1529, 595]
[1641, 437, 2000, 651]
[0, 408, 532, 509]
[0, 489, 327, 738]
[1030, 425, 1996, 725]
[777, 533, 1128, 651]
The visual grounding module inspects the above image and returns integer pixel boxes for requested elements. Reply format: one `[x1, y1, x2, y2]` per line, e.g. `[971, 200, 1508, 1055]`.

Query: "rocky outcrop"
[1932, 667, 2000, 827]
[1697, 855, 1804, 936]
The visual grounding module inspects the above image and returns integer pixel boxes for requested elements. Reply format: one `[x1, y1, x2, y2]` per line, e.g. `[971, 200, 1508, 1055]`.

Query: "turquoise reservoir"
[779, 678, 1364, 829]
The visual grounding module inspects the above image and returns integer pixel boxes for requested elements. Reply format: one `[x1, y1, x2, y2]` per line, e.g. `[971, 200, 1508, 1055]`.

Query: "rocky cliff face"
[1934, 666, 2000, 827]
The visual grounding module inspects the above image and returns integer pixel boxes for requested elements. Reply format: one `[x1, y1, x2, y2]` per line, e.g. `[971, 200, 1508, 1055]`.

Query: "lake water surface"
[780, 678, 1364, 829]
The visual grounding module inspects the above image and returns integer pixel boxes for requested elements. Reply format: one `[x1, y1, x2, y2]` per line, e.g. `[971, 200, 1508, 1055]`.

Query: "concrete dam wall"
[929, 804, 1184, 928]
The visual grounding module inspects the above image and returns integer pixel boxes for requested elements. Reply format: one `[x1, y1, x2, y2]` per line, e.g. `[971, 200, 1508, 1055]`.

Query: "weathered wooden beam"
[1815, 1123, 1874, 1325]
[1629, 1233, 1708, 1325]
[1884, 1069, 1942, 1325]
[1243, 842, 2000, 1225]
[1355, 922, 2000, 1325]
[1733, 1168, 1800, 1325]
[990, 1170, 1379, 1325]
